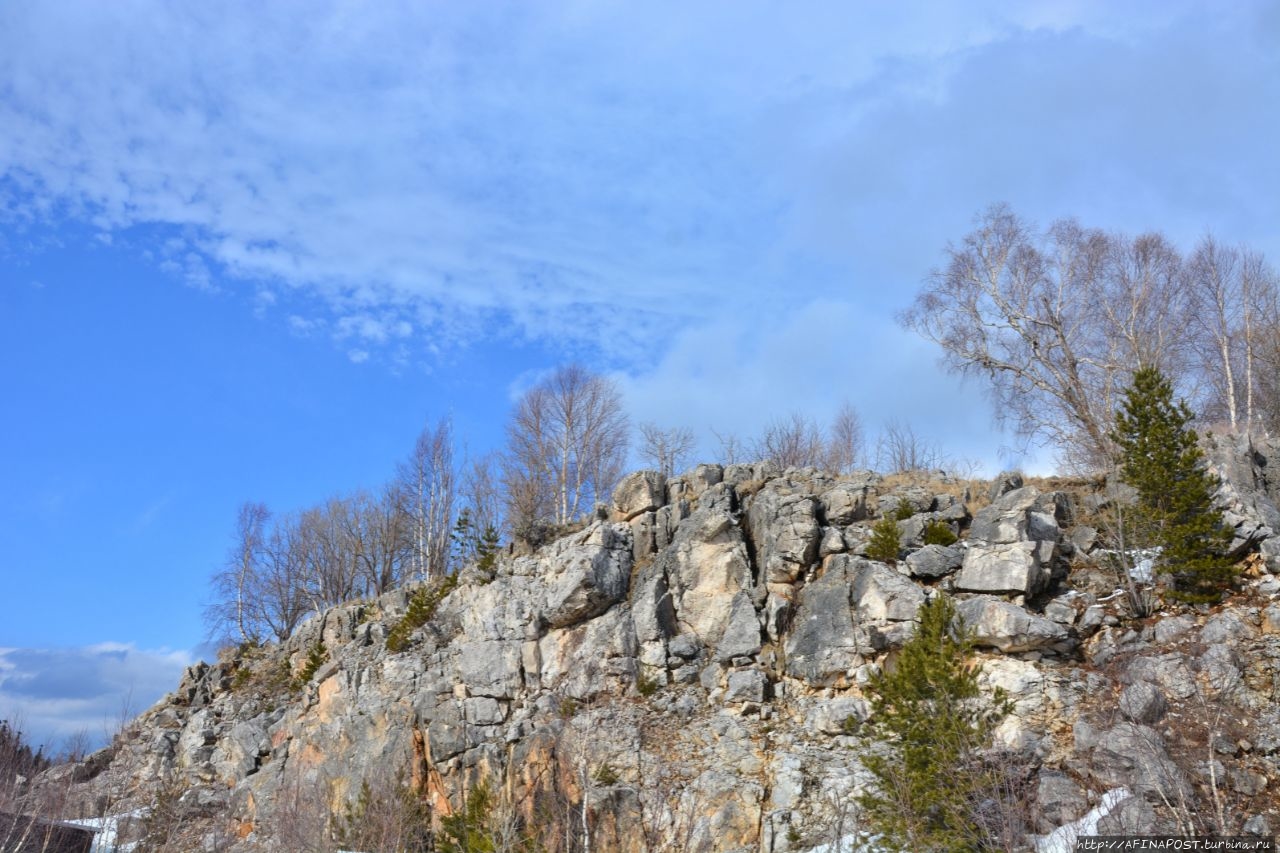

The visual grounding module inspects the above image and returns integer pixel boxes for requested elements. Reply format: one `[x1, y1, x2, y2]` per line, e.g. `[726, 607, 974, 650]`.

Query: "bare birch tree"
[461, 451, 505, 542]
[207, 501, 271, 645]
[823, 401, 866, 474]
[637, 422, 696, 478]
[753, 412, 826, 470]
[901, 206, 1114, 467]
[901, 205, 1207, 470]
[711, 428, 743, 465]
[297, 499, 364, 611]
[503, 365, 629, 531]
[344, 487, 410, 596]
[259, 515, 312, 640]
[1095, 231, 1192, 413]
[1187, 236, 1244, 430]
[875, 418, 946, 473]
[396, 416, 457, 581]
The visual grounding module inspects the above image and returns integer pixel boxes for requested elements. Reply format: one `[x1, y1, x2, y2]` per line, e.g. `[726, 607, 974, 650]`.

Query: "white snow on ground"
[65, 808, 146, 853]
[1032, 787, 1132, 853]
[1093, 547, 1161, 584]
[807, 832, 885, 852]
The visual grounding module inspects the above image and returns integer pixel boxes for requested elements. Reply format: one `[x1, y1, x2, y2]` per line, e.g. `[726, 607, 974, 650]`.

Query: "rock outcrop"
[35, 447, 1280, 851]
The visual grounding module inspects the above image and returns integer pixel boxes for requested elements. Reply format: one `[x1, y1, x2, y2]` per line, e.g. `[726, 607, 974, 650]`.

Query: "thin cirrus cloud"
[1, 3, 1276, 424]
[4, 2, 1259, 366]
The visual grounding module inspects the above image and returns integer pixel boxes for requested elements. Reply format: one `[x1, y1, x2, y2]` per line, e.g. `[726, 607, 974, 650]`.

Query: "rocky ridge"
[36, 434, 1280, 850]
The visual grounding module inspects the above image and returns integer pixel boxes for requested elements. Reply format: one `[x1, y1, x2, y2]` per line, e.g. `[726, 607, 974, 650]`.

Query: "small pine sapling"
[894, 497, 916, 520]
[859, 595, 1012, 852]
[922, 520, 958, 547]
[866, 517, 903, 564]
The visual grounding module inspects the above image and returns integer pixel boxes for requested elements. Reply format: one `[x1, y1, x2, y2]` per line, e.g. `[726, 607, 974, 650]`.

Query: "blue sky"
[2, 1, 1277, 748]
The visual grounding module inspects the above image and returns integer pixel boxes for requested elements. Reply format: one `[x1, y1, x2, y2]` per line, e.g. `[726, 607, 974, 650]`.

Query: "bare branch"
[637, 422, 696, 479]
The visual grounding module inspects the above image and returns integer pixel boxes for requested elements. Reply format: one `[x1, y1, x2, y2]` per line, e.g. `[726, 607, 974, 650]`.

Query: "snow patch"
[1032, 787, 1132, 853]
[65, 808, 147, 853]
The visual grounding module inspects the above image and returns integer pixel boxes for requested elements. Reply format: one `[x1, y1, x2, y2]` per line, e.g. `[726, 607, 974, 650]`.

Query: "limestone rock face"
[747, 485, 821, 585]
[846, 556, 925, 622]
[538, 522, 633, 629]
[819, 475, 877, 526]
[956, 540, 1045, 595]
[40, 459, 1280, 853]
[957, 486, 1064, 596]
[956, 596, 1074, 653]
[785, 559, 866, 686]
[611, 470, 667, 521]
[660, 507, 754, 648]
[1203, 432, 1280, 554]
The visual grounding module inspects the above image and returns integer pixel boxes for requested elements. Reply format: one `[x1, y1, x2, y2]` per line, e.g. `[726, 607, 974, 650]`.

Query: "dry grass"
[876, 471, 996, 514]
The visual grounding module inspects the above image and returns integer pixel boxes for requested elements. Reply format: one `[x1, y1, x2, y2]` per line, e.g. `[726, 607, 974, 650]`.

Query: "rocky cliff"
[35, 436, 1280, 850]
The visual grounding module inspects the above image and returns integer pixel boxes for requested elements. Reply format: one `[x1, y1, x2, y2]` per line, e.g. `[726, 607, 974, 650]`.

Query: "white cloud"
[0, 644, 194, 750]
[617, 297, 1042, 474]
[3, 1, 1258, 368]
[0, 1, 1273, 471]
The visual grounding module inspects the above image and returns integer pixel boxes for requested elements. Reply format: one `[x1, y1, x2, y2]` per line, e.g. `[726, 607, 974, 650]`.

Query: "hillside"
[22, 434, 1280, 851]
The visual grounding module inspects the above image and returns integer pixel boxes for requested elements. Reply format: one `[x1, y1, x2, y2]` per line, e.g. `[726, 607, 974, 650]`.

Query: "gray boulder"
[683, 463, 724, 497]
[1118, 682, 1167, 724]
[846, 556, 925, 622]
[716, 591, 763, 662]
[955, 541, 1047, 596]
[1034, 771, 1089, 831]
[808, 696, 870, 735]
[784, 563, 866, 686]
[1200, 609, 1257, 644]
[905, 544, 963, 579]
[820, 482, 873, 525]
[662, 508, 755, 647]
[612, 470, 667, 521]
[725, 667, 768, 703]
[956, 596, 1073, 654]
[988, 471, 1024, 502]
[1091, 723, 1191, 806]
[969, 487, 1036, 543]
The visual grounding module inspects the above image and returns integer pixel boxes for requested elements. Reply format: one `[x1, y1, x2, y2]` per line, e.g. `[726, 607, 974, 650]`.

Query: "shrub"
[893, 497, 916, 520]
[293, 641, 327, 690]
[386, 575, 459, 653]
[866, 517, 902, 563]
[636, 672, 662, 697]
[438, 780, 495, 853]
[922, 520, 958, 547]
[335, 774, 433, 853]
[230, 650, 293, 699]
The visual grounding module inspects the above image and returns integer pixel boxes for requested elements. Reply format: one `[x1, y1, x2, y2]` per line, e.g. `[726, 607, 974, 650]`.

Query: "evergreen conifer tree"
[866, 516, 903, 564]
[1111, 366, 1233, 603]
[858, 595, 1010, 852]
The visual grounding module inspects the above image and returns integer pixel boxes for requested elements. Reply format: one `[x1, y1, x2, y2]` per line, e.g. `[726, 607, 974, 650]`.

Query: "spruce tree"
[1111, 366, 1233, 603]
[858, 595, 1010, 852]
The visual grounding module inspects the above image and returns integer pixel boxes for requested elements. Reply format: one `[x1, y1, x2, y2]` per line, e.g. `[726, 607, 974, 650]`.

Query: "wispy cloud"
[129, 494, 173, 534]
[5, 1, 1266, 372]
